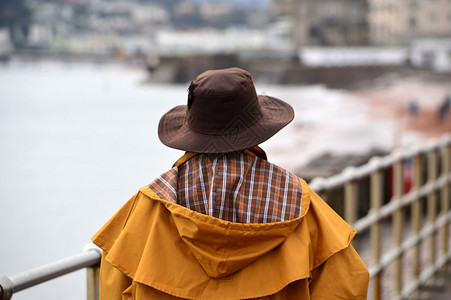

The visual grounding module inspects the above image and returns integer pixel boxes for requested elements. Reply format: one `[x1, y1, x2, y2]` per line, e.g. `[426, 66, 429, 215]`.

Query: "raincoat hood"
[92, 178, 361, 299]
[170, 198, 303, 279]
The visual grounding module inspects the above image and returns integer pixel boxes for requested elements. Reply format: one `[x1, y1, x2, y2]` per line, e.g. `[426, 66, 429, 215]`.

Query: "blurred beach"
[353, 73, 451, 141]
[260, 71, 451, 172]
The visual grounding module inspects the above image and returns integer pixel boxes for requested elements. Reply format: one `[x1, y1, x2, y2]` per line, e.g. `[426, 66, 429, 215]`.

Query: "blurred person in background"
[92, 67, 369, 299]
[439, 94, 451, 122]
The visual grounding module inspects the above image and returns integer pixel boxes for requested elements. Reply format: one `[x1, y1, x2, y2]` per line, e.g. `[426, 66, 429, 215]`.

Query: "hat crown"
[193, 68, 252, 96]
[157, 67, 294, 153]
[187, 68, 261, 135]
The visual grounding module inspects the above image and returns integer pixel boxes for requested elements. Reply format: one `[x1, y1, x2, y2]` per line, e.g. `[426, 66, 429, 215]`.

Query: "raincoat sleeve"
[304, 183, 369, 299]
[98, 252, 132, 300]
[309, 245, 369, 299]
[92, 192, 139, 300]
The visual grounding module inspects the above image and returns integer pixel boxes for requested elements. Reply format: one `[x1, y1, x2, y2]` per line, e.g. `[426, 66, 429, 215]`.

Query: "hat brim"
[158, 95, 294, 153]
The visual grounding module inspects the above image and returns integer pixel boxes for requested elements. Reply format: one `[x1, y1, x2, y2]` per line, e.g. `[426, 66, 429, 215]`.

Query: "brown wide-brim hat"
[158, 67, 294, 153]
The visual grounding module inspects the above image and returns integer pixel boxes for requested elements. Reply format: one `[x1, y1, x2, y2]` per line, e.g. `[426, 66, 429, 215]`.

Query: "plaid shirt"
[149, 149, 303, 224]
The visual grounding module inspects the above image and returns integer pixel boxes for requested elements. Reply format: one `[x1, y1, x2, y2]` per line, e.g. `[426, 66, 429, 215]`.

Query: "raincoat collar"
[172, 145, 267, 167]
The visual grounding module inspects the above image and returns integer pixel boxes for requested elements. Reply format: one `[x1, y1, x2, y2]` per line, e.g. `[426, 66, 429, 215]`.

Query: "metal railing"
[309, 134, 451, 299]
[1, 134, 450, 300]
[0, 244, 101, 300]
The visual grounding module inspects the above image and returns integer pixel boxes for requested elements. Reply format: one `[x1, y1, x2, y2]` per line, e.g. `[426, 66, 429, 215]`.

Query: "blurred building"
[272, 0, 451, 47]
[199, 2, 233, 21]
[91, 1, 169, 35]
[367, 0, 406, 45]
[368, 0, 451, 72]
[368, 0, 451, 46]
[271, 0, 369, 47]
[27, 1, 73, 49]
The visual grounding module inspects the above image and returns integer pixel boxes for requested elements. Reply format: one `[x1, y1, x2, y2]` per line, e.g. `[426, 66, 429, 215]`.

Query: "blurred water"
[0, 61, 398, 299]
[0, 61, 185, 300]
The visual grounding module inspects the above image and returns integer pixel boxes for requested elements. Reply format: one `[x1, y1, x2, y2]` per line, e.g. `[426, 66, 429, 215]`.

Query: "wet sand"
[265, 71, 451, 174]
[352, 72, 451, 142]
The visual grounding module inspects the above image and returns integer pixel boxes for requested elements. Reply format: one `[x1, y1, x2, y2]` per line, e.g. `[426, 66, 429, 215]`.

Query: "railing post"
[412, 153, 423, 282]
[87, 266, 100, 300]
[344, 167, 358, 249]
[441, 140, 451, 272]
[428, 147, 438, 270]
[370, 157, 383, 300]
[84, 243, 100, 300]
[393, 155, 404, 296]
[344, 167, 358, 225]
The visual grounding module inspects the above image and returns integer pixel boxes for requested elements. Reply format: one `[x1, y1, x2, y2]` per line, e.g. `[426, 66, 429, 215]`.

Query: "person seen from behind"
[92, 67, 369, 299]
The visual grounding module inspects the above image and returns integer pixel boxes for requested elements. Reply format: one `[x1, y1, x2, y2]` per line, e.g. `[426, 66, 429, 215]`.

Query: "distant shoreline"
[6, 50, 449, 89]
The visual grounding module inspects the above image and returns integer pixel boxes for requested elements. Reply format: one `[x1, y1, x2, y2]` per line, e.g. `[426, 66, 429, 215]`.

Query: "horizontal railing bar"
[353, 174, 451, 233]
[368, 212, 451, 278]
[396, 251, 451, 300]
[0, 248, 101, 300]
[12, 250, 101, 292]
[310, 135, 451, 193]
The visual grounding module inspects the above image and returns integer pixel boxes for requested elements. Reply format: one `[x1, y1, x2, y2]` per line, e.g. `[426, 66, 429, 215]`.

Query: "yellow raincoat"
[92, 176, 369, 299]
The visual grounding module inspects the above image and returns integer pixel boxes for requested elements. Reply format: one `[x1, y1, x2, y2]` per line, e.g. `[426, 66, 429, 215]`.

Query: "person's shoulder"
[147, 166, 179, 203]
